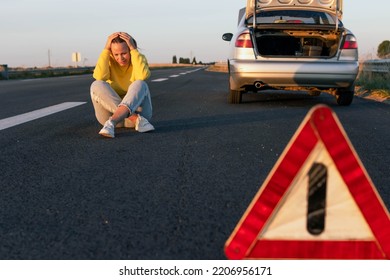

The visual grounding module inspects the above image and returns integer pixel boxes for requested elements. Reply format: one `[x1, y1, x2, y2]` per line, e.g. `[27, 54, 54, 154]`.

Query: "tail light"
[235, 33, 253, 48]
[342, 34, 358, 49]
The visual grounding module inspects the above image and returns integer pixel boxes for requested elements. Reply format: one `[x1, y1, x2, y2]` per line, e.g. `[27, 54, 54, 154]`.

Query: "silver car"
[222, 0, 359, 106]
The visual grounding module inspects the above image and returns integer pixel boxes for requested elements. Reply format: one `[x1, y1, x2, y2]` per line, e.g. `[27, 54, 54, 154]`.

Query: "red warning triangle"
[225, 105, 390, 260]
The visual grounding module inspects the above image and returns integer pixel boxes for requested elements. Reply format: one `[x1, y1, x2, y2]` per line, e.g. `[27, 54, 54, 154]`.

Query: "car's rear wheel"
[228, 89, 242, 104]
[227, 64, 243, 104]
[335, 87, 355, 106]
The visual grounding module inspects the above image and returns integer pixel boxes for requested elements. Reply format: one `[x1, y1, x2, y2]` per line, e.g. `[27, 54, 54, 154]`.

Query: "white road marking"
[151, 78, 169, 82]
[0, 102, 86, 131]
[186, 68, 203, 73]
[151, 67, 204, 82]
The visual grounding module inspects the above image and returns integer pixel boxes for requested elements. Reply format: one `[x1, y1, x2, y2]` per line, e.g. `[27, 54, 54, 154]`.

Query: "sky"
[1, 0, 389, 68]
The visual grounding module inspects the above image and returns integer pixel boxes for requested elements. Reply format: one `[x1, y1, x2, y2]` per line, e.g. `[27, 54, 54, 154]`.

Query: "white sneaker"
[99, 119, 115, 138]
[135, 115, 155, 133]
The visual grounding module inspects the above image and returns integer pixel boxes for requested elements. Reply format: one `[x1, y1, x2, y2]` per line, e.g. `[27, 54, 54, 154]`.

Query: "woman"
[90, 32, 154, 138]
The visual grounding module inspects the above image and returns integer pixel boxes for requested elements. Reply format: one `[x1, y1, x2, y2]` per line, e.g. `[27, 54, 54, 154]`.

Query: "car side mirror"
[222, 33, 233, 42]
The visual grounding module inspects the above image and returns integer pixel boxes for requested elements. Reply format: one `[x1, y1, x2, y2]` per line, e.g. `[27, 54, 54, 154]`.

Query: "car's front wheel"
[335, 87, 355, 106]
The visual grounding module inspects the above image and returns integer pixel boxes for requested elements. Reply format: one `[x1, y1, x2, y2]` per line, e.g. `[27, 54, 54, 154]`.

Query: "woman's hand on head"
[104, 32, 120, 50]
[118, 32, 137, 51]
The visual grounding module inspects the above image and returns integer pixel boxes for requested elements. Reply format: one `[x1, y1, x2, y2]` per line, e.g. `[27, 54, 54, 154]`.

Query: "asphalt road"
[0, 67, 389, 259]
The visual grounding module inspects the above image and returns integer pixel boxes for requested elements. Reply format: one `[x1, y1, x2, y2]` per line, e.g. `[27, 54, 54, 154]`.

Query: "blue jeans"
[90, 80, 153, 126]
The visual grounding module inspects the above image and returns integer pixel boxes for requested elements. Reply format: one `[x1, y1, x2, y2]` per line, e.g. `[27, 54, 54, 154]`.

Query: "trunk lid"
[246, 0, 343, 20]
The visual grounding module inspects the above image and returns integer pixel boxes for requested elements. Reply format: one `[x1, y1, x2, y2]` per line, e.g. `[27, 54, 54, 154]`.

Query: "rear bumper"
[229, 59, 359, 91]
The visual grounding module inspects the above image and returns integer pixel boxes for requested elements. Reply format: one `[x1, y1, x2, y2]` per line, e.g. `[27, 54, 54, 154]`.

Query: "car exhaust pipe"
[254, 82, 265, 89]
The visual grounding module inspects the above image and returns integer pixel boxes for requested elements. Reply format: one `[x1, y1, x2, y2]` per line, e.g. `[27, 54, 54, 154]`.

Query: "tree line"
[377, 40, 390, 59]
[172, 55, 203, 65]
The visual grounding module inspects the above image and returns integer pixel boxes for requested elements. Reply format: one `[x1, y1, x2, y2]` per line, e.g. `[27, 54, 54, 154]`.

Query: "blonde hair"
[111, 36, 138, 49]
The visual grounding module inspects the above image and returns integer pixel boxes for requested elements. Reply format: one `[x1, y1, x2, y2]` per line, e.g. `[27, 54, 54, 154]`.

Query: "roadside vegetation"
[355, 40, 390, 101]
[0, 64, 203, 80]
[3, 66, 94, 80]
[355, 64, 390, 102]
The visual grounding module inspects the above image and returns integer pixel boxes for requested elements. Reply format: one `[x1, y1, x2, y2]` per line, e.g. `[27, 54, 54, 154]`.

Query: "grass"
[355, 70, 390, 102]
[0, 64, 201, 80]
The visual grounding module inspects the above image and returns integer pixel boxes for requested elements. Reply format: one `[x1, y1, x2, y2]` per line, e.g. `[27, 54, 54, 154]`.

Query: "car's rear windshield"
[247, 10, 339, 26]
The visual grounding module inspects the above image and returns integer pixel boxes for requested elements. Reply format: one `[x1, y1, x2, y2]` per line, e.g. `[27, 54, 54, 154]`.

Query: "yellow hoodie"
[93, 49, 151, 98]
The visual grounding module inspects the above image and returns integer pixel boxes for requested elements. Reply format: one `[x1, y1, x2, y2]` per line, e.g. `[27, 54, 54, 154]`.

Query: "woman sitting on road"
[90, 32, 154, 138]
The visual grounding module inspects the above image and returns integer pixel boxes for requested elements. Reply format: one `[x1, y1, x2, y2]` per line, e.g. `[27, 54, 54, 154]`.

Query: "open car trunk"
[254, 28, 342, 57]
[246, 0, 344, 58]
